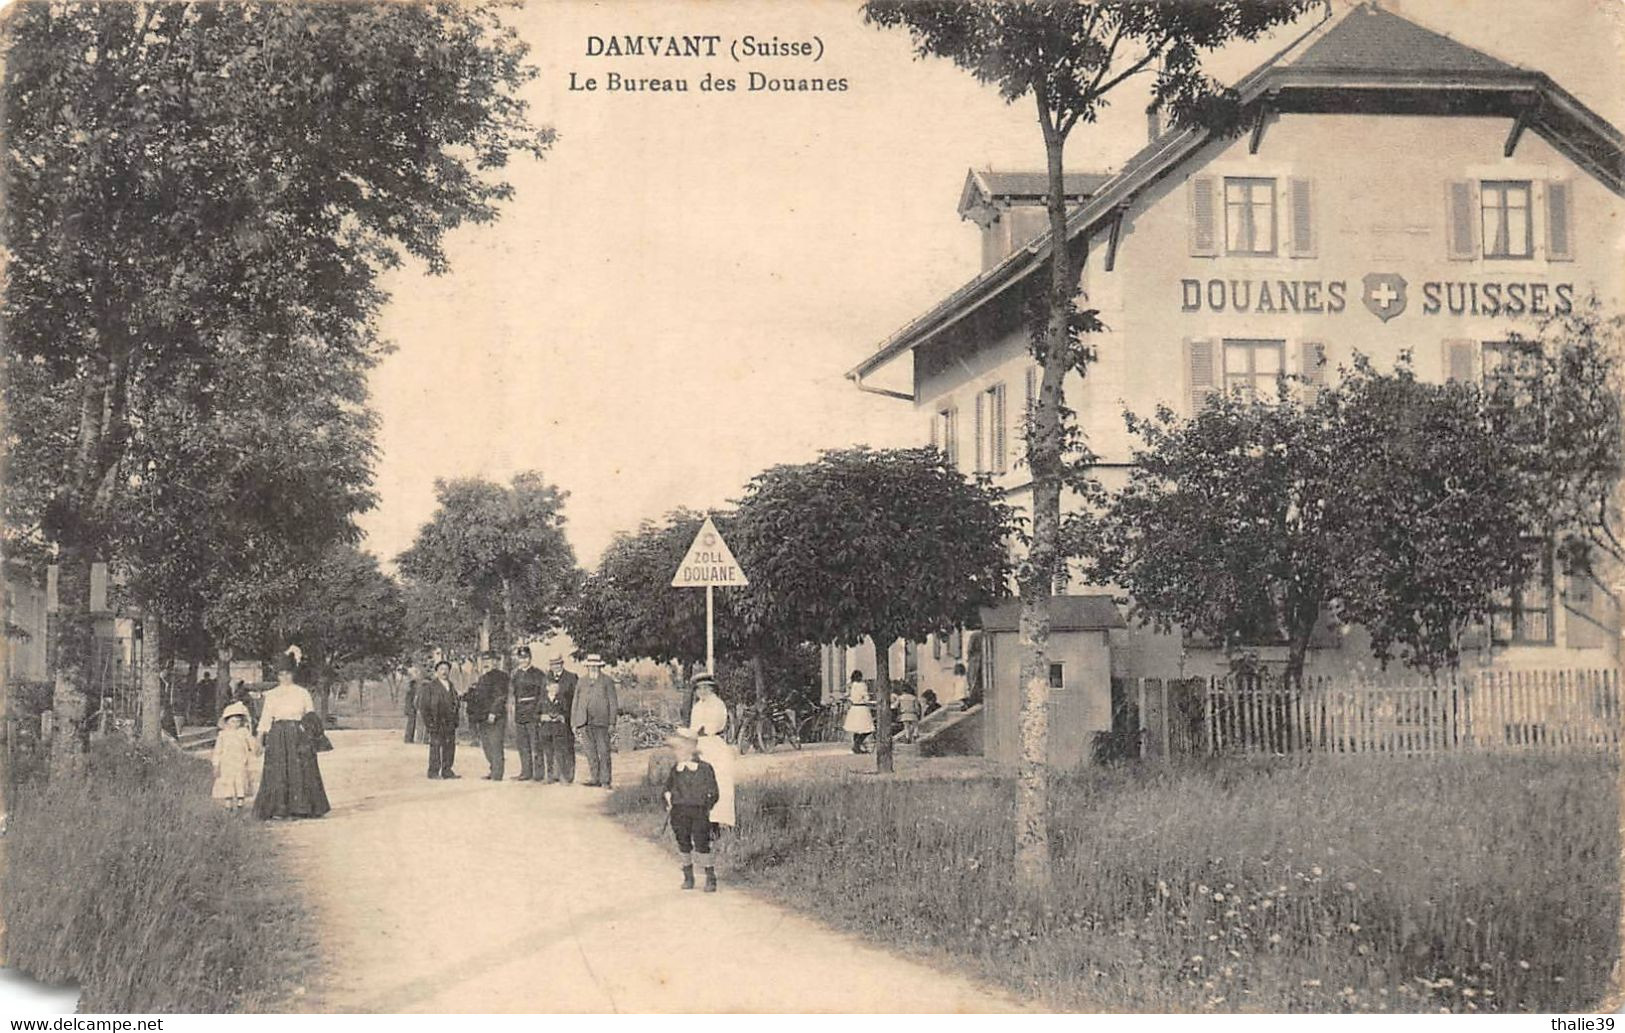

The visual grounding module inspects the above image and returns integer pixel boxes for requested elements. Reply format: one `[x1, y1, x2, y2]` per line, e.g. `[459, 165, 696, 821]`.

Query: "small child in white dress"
[212, 702, 259, 811]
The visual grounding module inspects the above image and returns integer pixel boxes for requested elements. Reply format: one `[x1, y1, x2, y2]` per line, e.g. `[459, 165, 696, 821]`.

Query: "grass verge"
[609, 752, 1618, 1012]
[3, 737, 315, 1012]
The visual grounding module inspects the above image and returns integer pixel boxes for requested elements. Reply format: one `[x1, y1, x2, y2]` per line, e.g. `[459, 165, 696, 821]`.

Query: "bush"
[2, 737, 314, 1011]
[611, 711, 676, 752]
[610, 753, 1617, 1012]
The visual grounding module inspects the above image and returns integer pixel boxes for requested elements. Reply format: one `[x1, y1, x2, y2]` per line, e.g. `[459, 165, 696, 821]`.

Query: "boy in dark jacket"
[663, 730, 720, 892]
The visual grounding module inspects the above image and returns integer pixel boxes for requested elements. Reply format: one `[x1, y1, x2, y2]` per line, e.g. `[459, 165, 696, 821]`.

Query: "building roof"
[958, 169, 1114, 222]
[849, 3, 1625, 386]
[979, 595, 1126, 634]
[1292, 4, 1521, 76]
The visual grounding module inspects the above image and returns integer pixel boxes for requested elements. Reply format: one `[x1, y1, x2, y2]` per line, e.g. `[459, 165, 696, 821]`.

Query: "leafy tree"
[2, 1, 550, 772]
[402, 575, 485, 660]
[396, 472, 581, 653]
[863, 0, 1315, 891]
[278, 545, 407, 723]
[732, 447, 1013, 774]
[567, 509, 732, 668]
[1082, 332, 1622, 679]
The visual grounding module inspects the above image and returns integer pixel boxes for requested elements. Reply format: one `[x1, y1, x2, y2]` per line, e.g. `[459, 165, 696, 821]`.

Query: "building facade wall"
[907, 106, 1623, 688]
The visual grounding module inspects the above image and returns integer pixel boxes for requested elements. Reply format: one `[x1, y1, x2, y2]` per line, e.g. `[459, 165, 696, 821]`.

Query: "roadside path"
[272, 730, 1021, 1013]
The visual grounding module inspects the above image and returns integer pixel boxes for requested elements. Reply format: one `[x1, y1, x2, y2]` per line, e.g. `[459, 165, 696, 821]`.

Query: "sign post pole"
[706, 583, 715, 675]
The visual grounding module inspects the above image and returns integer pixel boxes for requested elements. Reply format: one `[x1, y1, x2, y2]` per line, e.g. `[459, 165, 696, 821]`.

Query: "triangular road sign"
[671, 516, 748, 588]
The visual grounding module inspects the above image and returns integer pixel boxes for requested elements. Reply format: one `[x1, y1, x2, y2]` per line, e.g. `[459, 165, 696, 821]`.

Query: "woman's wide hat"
[691, 671, 716, 687]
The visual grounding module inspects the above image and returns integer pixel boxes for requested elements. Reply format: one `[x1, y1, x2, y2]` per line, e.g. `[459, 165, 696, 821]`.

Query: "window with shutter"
[1546, 179, 1574, 261]
[989, 383, 1008, 474]
[973, 392, 986, 473]
[1299, 340, 1327, 388]
[1446, 180, 1477, 260]
[1188, 176, 1218, 257]
[1443, 339, 1476, 383]
[1186, 337, 1216, 414]
[1288, 178, 1315, 258]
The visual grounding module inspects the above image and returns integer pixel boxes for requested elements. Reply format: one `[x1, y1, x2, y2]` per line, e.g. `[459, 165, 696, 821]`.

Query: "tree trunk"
[48, 544, 95, 776]
[873, 637, 895, 775]
[316, 681, 330, 726]
[139, 617, 163, 743]
[182, 657, 199, 726]
[677, 660, 694, 725]
[215, 646, 232, 723]
[751, 655, 767, 707]
[1011, 92, 1081, 896]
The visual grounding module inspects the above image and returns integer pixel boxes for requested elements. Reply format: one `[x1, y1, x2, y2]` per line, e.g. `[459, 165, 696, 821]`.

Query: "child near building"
[211, 702, 259, 811]
[896, 685, 921, 743]
[663, 730, 721, 892]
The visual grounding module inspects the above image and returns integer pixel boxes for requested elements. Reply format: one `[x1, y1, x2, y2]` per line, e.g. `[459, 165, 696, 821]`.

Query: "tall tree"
[566, 509, 739, 669]
[279, 544, 407, 723]
[397, 472, 581, 653]
[732, 447, 1013, 774]
[1, 1, 550, 772]
[863, 0, 1315, 893]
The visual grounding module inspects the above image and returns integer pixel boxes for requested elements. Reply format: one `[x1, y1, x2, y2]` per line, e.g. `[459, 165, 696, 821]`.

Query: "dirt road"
[272, 730, 1021, 1013]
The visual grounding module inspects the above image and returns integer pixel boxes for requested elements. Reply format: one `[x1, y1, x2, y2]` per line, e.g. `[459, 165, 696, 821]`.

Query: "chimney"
[1146, 103, 1162, 144]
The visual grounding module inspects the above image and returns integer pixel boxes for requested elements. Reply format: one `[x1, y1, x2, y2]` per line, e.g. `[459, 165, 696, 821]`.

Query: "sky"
[358, 0, 1625, 571]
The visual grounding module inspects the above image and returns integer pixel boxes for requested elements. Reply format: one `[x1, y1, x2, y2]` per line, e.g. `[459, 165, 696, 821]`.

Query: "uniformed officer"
[510, 645, 548, 780]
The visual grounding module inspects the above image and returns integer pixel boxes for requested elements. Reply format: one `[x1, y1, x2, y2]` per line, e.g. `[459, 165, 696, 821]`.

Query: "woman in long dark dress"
[252, 652, 330, 819]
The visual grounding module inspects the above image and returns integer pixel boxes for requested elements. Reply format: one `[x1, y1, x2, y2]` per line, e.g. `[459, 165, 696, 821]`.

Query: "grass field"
[610, 752, 1618, 1012]
[3, 739, 315, 1012]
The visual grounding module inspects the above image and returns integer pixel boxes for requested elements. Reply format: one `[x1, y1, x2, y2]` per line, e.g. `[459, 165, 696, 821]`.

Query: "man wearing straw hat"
[570, 654, 618, 788]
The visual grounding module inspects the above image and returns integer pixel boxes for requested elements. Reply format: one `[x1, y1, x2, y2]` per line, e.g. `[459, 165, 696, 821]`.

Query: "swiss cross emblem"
[1361, 272, 1408, 322]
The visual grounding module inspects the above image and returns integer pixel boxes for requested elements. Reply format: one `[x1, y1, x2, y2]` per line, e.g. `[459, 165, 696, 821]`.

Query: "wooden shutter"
[973, 391, 986, 473]
[992, 383, 1008, 473]
[1299, 340, 1327, 388]
[1443, 339, 1477, 384]
[1446, 180, 1477, 260]
[1186, 337, 1216, 414]
[1546, 179, 1574, 261]
[1287, 178, 1315, 258]
[929, 414, 939, 451]
[1188, 176, 1218, 257]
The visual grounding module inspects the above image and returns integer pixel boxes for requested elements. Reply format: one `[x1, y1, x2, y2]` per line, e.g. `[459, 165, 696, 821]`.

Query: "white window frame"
[1223, 176, 1278, 256]
[1222, 338, 1287, 403]
[1479, 179, 1534, 260]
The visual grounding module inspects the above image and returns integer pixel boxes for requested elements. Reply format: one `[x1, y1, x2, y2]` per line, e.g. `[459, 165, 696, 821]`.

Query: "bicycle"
[796, 699, 848, 744]
[733, 700, 803, 754]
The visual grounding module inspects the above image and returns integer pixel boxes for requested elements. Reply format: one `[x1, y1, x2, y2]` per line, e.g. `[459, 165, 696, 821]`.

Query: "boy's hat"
[219, 701, 251, 727]
[584, 654, 604, 667]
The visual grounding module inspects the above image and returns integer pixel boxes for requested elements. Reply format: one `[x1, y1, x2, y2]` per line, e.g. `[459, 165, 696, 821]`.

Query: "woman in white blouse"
[685, 672, 736, 828]
[252, 649, 331, 819]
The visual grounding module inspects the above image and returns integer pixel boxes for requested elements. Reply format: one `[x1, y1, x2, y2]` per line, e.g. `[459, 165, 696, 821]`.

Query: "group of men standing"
[404, 646, 621, 787]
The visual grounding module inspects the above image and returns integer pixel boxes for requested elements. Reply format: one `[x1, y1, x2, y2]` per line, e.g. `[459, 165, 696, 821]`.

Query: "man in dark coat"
[570, 654, 618, 788]
[535, 670, 573, 783]
[510, 645, 547, 780]
[547, 655, 580, 783]
[470, 652, 510, 781]
[420, 660, 461, 779]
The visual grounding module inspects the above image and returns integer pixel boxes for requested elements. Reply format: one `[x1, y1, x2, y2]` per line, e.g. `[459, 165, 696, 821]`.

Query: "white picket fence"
[1134, 669, 1621, 759]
